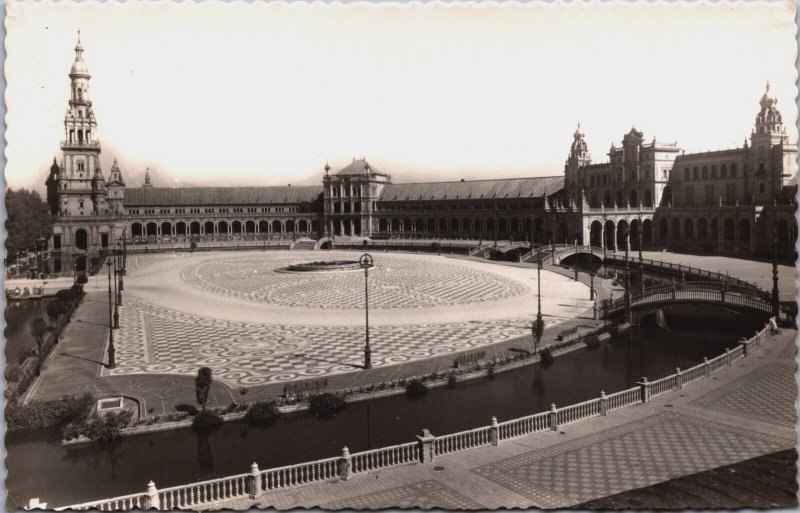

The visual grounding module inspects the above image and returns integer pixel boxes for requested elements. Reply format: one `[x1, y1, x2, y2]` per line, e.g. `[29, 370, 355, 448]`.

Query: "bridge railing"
[55, 322, 776, 512]
[605, 281, 772, 315]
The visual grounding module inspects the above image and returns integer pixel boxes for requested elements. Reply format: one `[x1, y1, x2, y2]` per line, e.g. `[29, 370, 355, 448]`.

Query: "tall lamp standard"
[637, 220, 645, 296]
[112, 253, 120, 329]
[121, 227, 128, 274]
[106, 260, 116, 368]
[116, 242, 123, 304]
[623, 229, 632, 323]
[359, 253, 374, 369]
[531, 245, 545, 353]
[771, 230, 780, 318]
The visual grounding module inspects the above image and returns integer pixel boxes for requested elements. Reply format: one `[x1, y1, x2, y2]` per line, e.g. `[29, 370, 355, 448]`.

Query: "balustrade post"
[636, 377, 650, 403]
[675, 367, 683, 390]
[490, 416, 499, 446]
[739, 337, 748, 357]
[416, 429, 436, 463]
[725, 347, 732, 366]
[248, 462, 261, 499]
[144, 480, 160, 510]
[340, 446, 352, 480]
[703, 357, 711, 377]
[599, 390, 607, 416]
[549, 403, 558, 431]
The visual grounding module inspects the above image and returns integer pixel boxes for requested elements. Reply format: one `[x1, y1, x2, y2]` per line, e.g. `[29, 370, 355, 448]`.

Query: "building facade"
[45, 37, 797, 273]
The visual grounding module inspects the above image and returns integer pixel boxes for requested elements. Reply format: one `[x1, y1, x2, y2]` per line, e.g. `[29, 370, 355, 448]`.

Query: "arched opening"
[204, 221, 215, 234]
[403, 219, 412, 232]
[498, 218, 508, 235]
[616, 220, 629, 250]
[414, 219, 424, 233]
[711, 218, 719, 241]
[161, 222, 172, 237]
[218, 221, 229, 234]
[353, 219, 361, 236]
[343, 203, 351, 214]
[439, 218, 448, 234]
[245, 221, 256, 234]
[671, 218, 681, 240]
[510, 218, 519, 236]
[232, 221, 242, 234]
[311, 220, 319, 234]
[272, 220, 283, 233]
[659, 218, 668, 239]
[146, 222, 158, 237]
[354, 202, 361, 213]
[644, 189, 652, 207]
[558, 221, 569, 243]
[629, 189, 638, 207]
[683, 218, 694, 239]
[616, 190, 624, 207]
[131, 223, 143, 237]
[523, 219, 532, 238]
[604, 220, 616, 249]
[391, 219, 400, 232]
[74, 229, 88, 251]
[697, 218, 708, 240]
[190, 222, 201, 235]
[333, 219, 342, 236]
[590, 220, 603, 247]
[427, 218, 436, 234]
[176, 222, 187, 236]
[630, 219, 642, 249]
[642, 219, 653, 245]
[462, 219, 472, 233]
[298, 220, 308, 233]
[286, 220, 295, 233]
[333, 202, 341, 214]
[739, 218, 751, 244]
[379, 219, 388, 232]
[259, 220, 269, 233]
[451, 218, 460, 233]
[723, 218, 735, 242]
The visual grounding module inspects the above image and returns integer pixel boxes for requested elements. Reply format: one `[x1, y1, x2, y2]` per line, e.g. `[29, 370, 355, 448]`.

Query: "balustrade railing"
[57, 319, 776, 512]
[498, 412, 549, 440]
[351, 443, 419, 473]
[434, 426, 492, 455]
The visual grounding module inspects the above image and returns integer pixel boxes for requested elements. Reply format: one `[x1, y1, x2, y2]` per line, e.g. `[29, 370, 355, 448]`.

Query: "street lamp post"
[121, 228, 128, 274]
[106, 260, 116, 368]
[359, 253, 374, 369]
[624, 231, 632, 323]
[531, 245, 545, 353]
[638, 220, 645, 296]
[112, 254, 119, 329]
[772, 231, 780, 318]
[116, 242, 123, 304]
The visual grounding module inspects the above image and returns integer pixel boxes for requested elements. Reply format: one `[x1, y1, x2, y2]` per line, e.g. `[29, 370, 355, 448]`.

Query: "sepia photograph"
[3, 1, 798, 510]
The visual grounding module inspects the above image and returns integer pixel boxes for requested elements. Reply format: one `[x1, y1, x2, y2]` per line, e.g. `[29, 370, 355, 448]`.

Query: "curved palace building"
[46, 37, 797, 273]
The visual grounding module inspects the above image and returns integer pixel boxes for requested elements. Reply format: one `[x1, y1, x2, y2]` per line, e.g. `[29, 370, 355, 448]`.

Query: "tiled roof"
[379, 176, 564, 202]
[335, 159, 388, 177]
[123, 186, 323, 206]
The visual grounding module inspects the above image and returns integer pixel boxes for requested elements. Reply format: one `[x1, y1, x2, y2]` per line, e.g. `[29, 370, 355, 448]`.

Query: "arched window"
[684, 168, 690, 181]
[701, 166, 708, 179]
[730, 163, 737, 177]
[692, 167, 699, 180]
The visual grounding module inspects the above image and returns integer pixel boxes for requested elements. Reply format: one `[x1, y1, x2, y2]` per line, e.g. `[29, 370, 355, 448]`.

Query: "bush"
[190, 241, 198, 252]
[55, 288, 75, 304]
[5, 367, 21, 383]
[309, 393, 346, 419]
[244, 401, 282, 426]
[447, 374, 457, 389]
[6, 393, 95, 432]
[540, 348, 555, 365]
[584, 334, 601, 349]
[76, 273, 88, 286]
[404, 379, 428, 398]
[64, 410, 134, 442]
[175, 404, 199, 416]
[487, 365, 495, 380]
[192, 410, 223, 428]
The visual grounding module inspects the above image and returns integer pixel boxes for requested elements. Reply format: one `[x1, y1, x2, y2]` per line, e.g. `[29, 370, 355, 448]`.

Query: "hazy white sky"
[5, 1, 798, 193]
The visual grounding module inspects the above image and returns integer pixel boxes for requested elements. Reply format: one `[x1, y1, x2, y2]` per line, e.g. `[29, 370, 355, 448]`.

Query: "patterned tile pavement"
[105, 294, 553, 386]
[323, 479, 484, 510]
[178, 253, 527, 309]
[688, 363, 798, 427]
[471, 411, 794, 509]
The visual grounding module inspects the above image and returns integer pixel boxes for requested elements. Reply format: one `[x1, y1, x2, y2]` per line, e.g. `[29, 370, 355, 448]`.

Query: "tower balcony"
[61, 140, 100, 150]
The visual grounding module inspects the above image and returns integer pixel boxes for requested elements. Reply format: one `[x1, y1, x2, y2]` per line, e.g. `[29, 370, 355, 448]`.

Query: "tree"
[76, 273, 88, 287]
[532, 317, 545, 354]
[30, 317, 48, 375]
[46, 299, 67, 326]
[5, 188, 52, 264]
[195, 367, 213, 411]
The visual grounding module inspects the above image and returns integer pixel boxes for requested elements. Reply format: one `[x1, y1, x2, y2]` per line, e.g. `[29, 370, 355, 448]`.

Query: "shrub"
[584, 334, 601, 349]
[5, 367, 21, 383]
[6, 393, 95, 432]
[447, 374, 457, 389]
[309, 393, 346, 419]
[541, 348, 555, 365]
[64, 410, 134, 442]
[244, 401, 282, 426]
[190, 241, 198, 252]
[404, 379, 428, 398]
[192, 410, 223, 428]
[487, 365, 495, 380]
[76, 273, 88, 286]
[175, 404, 199, 416]
[55, 288, 75, 304]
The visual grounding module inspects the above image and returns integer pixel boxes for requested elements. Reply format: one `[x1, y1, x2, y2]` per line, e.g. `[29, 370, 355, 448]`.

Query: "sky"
[4, 1, 798, 193]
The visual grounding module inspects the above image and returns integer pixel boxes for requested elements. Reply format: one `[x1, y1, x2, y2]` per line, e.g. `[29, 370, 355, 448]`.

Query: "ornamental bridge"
[603, 281, 773, 324]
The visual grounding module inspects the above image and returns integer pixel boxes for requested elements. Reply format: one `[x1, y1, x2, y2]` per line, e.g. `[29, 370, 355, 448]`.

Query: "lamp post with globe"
[359, 253, 374, 369]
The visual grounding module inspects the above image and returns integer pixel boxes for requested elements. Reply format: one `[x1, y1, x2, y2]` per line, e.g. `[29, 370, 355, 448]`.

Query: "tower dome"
[70, 31, 90, 77]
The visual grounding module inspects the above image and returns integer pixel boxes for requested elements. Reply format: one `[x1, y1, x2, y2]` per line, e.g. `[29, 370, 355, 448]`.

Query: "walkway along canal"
[6, 307, 766, 509]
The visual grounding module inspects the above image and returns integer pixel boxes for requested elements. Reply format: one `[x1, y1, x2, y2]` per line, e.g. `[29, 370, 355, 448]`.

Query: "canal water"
[4, 299, 48, 370]
[5, 309, 765, 508]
